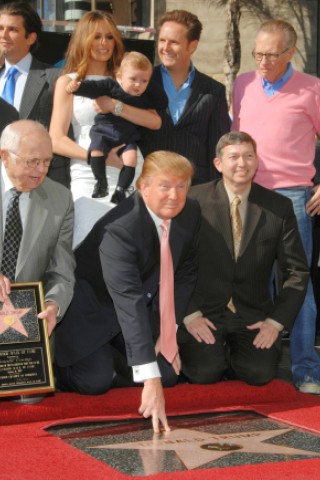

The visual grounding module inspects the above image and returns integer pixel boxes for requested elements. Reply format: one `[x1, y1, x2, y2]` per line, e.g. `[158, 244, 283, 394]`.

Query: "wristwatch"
[114, 101, 124, 116]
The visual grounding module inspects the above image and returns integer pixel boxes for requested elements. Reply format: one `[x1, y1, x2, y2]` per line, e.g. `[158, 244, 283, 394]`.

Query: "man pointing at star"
[0, 120, 75, 335]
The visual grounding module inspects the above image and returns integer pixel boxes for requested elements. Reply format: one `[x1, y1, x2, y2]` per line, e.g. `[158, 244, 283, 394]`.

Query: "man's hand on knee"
[186, 316, 216, 344]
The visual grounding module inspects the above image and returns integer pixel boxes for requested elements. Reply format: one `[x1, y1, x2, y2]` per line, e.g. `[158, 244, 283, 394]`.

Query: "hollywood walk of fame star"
[91, 427, 320, 470]
[0, 296, 31, 337]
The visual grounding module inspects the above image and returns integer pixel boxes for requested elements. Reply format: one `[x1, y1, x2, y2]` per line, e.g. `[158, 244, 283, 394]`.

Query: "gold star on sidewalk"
[91, 427, 320, 470]
[0, 296, 30, 337]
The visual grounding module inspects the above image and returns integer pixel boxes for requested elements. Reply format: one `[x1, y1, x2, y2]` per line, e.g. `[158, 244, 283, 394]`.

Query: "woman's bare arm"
[49, 75, 87, 161]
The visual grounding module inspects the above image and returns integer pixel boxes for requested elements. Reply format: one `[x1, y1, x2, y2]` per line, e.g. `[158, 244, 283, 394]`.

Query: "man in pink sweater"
[232, 19, 320, 394]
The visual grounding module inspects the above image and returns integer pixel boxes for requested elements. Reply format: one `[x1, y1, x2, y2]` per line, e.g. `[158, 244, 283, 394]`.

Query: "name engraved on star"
[201, 443, 243, 451]
[93, 427, 320, 471]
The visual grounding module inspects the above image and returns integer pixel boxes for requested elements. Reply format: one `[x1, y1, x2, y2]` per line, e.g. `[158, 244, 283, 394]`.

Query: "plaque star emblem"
[92, 427, 320, 470]
[0, 296, 30, 337]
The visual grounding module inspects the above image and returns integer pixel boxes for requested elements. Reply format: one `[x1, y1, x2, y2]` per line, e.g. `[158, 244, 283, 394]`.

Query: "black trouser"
[55, 333, 178, 394]
[178, 309, 281, 386]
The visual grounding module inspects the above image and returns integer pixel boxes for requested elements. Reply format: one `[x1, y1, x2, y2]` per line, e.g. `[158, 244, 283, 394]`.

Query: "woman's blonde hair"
[63, 11, 124, 79]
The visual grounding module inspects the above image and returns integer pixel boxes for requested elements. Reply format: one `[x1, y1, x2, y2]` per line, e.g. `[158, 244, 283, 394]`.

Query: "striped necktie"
[227, 196, 242, 313]
[230, 196, 242, 259]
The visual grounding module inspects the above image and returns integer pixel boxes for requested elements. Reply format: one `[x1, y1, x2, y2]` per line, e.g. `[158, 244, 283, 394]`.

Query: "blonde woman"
[49, 11, 161, 243]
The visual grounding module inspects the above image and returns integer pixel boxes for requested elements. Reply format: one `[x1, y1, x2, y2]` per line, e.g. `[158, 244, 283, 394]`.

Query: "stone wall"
[157, 0, 318, 84]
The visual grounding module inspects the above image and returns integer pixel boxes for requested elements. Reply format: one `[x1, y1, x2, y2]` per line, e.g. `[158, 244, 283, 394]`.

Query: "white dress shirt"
[1, 165, 30, 234]
[0, 53, 32, 111]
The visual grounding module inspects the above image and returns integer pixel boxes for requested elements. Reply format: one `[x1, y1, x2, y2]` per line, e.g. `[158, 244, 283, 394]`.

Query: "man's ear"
[1, 149, 10, 167]
[188, 40, 199, 55]
[213, 157, 222, 173]
[26, 32, 37, 49]
[139, 182, 149, 199]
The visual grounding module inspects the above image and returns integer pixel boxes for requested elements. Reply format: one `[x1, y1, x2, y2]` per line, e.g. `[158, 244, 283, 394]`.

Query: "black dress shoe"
[110, 186, 126, 204]
[92, 179, 109, 198]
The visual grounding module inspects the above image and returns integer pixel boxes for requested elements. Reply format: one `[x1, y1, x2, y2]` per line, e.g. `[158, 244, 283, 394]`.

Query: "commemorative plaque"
[0, 282, 55, 397]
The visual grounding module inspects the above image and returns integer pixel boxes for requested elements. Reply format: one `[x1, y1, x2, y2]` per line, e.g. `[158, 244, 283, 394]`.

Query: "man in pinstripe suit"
[0, 2, 70, 188]
[139, 9, 230, 185]
[178, 131, 309, 386]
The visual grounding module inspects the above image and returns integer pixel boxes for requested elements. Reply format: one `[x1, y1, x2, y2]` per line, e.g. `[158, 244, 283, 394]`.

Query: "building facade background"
[1, 0, 318, 83]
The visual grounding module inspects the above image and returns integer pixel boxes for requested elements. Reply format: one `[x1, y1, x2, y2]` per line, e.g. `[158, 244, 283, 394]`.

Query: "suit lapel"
[176, 69, 202, 125]
[16, 185, 48, 276]
[19, 58, 47, 118]
[211, 181, 234, 257]
[153, 66, 174, 127]
[238, 185, 262, 257]
[170, 217, 186, 270]
[137, 194, 160, 263]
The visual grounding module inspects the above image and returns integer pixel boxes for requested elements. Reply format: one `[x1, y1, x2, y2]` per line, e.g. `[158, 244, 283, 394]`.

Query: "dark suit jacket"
[0, 98, 19, 133]
[55, 192, 200, 367]
[1, 57, 70, 186]
[139, 66, 231, 184]
[187, 180, 309, 330]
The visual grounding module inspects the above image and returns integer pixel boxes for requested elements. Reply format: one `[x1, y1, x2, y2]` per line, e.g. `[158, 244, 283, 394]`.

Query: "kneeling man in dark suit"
[55, 150, 201, 432]
[178, 131, 309, 386]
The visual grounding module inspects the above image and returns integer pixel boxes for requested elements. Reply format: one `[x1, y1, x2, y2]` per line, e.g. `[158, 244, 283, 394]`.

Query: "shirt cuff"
[183, 310, 203, 326]
[132, 361, 161, 382]
[265, 318, 284, 332]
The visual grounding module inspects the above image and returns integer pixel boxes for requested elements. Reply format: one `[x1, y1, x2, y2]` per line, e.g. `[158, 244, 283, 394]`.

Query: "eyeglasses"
[251, 49, 289, 62]
[8, 151, 52, 169]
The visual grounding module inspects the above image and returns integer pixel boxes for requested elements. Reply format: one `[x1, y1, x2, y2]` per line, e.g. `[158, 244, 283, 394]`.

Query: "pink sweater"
[232, 70, 320, 189]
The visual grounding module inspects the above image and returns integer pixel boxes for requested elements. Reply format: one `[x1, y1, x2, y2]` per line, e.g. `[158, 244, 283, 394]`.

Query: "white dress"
[68, 74, 142, 248]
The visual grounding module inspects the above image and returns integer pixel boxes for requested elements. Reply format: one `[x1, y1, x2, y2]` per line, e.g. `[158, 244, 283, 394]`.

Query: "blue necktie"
[1, 67, 18, 105]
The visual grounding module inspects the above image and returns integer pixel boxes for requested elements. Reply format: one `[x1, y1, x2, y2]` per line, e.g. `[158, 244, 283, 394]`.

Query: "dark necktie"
[1, 188, 23, 281]
[1, 67, 18, 105]
[159, 220, 178, 363]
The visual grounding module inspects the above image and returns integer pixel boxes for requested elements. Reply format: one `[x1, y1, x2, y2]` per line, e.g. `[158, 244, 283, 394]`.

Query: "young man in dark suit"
[0, 2, 70, 187]
[139, 9, 230, 185]
[178, 131, 309, 386]
[55, 150, 200, 433]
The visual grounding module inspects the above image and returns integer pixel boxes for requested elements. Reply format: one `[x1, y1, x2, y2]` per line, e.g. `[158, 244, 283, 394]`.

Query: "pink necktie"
[159, 220, 178, 363]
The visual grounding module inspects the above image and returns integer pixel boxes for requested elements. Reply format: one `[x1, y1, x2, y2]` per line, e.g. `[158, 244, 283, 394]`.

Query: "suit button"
[147, 293, 152, 298]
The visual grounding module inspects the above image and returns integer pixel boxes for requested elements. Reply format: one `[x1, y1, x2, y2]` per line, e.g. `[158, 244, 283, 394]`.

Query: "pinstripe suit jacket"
[139, 66, 231, 184]
[187, 179, 309, 330]
[0, 170, 75, 318]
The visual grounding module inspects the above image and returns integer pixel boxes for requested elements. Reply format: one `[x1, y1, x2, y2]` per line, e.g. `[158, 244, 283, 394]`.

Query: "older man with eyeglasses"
[232, 19, 320, 395]
[0, 119, 75, 336]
